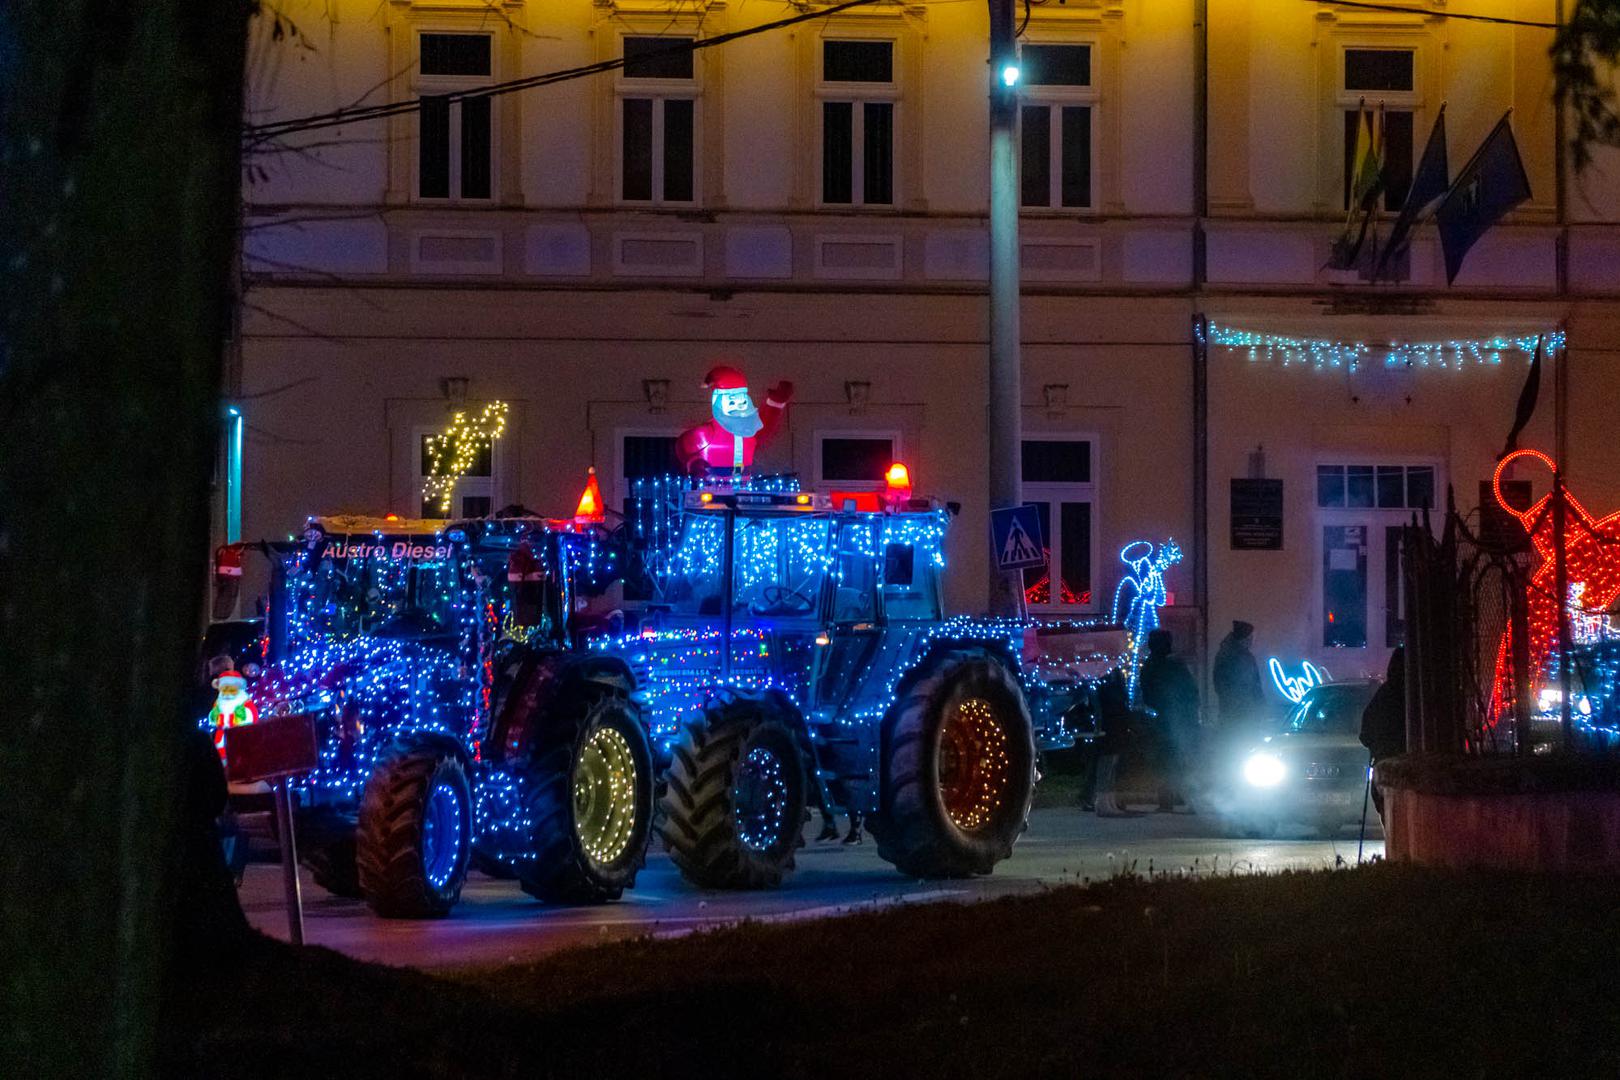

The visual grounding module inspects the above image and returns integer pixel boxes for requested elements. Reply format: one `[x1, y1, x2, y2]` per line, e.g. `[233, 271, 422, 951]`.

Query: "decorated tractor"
[594, 473, 1128, 888]
[233, 512, 654, 917]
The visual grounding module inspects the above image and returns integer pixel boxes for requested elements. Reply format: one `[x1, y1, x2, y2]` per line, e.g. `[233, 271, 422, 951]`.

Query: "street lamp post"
[987, 0, 1022, 615]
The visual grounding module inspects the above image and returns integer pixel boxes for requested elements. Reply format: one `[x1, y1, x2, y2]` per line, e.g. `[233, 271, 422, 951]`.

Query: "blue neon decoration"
[1269, 657, 1330, 704]
[1111, 538, 1182, 699]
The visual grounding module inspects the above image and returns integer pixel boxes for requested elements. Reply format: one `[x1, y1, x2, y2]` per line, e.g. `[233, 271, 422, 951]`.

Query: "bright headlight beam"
[1243, 753, 1286, 788]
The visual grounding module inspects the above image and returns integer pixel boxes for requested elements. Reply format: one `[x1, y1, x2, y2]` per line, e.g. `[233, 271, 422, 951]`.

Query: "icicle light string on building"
[1203, 322, 1563, 374]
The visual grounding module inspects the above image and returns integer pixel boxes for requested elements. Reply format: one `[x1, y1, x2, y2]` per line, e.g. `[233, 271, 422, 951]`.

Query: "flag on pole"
[1373, 104, 1449, 281]
[1436, 111, 1532, 285]
[1328, 101, 1385, 270]
[1499, 335, 1543, 460]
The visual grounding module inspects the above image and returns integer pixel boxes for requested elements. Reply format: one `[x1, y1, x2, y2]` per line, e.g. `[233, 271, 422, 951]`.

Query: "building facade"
[238, 0, 1620, 698]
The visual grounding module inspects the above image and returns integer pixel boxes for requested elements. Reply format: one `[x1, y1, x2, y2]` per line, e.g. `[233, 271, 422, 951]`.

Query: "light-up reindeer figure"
[1111, 538, 1183, 700]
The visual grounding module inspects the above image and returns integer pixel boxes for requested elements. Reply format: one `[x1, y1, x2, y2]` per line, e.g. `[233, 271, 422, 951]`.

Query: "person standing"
[1139, 629, 1200, 813]
[1213, 620, 1264, 728]
[1091, 670, 1138, 818]
[1360, 646, 1407, 826]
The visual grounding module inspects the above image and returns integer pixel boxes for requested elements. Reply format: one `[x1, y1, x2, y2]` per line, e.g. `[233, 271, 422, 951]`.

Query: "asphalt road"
[240, 805, 1384, 970]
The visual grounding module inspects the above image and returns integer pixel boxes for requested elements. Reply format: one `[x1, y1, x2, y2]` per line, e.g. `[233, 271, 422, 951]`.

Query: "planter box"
[1376, 754, 1620, 875]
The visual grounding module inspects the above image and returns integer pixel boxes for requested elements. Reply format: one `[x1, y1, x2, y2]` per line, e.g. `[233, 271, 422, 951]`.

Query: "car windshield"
[654, 512, 833, 618]
[1285, 683, 1377, 734]
[285, 552, 468, 645]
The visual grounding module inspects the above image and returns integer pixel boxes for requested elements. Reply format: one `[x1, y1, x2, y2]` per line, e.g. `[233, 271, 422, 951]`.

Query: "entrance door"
[1315, 462, 1437, 666]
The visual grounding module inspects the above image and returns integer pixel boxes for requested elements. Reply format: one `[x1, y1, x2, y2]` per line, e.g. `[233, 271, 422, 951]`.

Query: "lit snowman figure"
[208, 670, 259, 761]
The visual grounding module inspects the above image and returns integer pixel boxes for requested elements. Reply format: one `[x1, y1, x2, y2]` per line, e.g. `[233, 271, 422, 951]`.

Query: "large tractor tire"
[517, 687, 654, 904]
[869, 650, 1036, 879]
[356, 747, 472, 918]
[661, 698, 808, 889]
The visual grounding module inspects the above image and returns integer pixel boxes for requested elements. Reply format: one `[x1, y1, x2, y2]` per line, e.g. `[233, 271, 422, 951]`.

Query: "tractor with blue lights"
[597, 469, 1127, 888]
[241, 511, 654, 917]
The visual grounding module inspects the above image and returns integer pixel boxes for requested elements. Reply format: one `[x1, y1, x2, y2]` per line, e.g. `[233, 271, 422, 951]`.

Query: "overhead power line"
[1308, 0, 1557, 29]
[247, 0, 880, 143]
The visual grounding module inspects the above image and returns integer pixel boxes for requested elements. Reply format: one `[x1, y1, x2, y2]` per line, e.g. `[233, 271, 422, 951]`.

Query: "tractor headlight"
[1243, 752, 1287, 788]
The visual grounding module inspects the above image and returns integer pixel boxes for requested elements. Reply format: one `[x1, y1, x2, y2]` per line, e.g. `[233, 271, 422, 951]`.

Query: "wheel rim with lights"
[573, 723, 640, 866]
[937, 696, 1011, 833]
[420, 781, 464, 889]
[733, 745, 791, 853]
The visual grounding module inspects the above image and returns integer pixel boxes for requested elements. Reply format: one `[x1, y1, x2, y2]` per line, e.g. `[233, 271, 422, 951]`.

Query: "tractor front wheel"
[356, 748, 472, 918]
[517, 689, 654, 904]
[869, 651, 1035, 879]
[661, 699, 807, 889]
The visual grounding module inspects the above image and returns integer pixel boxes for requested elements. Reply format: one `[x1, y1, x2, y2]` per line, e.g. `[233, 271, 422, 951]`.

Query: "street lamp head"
[1001, 64, 1020, 87]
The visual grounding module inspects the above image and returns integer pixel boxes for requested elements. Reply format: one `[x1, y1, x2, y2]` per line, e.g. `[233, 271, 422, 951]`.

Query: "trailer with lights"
[233, 512, 654, 917]
[596, 471, 1128, 889]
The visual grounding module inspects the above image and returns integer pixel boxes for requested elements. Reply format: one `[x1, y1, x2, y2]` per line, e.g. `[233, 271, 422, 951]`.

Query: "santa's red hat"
[704, 365, 747, 391]
[214, 670, 246, 685]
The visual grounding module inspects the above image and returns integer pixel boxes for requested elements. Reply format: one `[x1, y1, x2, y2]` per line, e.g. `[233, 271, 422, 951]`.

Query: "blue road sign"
[990, 504, 1047, 572]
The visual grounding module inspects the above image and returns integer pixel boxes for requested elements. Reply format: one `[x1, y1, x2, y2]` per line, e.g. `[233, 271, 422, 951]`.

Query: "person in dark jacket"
[1359, 646, 1407, 824]
[1139, 629, 1200, 813]
[1212, 620, 1264, 727]
[1091, 670, 1139, 817]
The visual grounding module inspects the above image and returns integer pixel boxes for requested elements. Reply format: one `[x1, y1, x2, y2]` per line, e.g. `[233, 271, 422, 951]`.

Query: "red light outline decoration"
[1490, 449, 1620, 720]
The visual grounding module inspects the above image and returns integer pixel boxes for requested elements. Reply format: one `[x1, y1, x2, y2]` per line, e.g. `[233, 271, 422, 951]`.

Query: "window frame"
[1019, 433, 1101, 616]
[816, 37, 900, 209]
[613, 426, 686, 506]
[412, 29, 498, 204]
[1314, 455, 1444, 651]
[814, 428, 902, 491]
[1334, 43, 1423, 214]
[1017, 41, 1100, 215]
[615, 33, 702, 207]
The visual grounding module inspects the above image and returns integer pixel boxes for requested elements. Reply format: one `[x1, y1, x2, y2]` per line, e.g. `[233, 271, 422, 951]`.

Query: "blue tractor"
[594, 476, 1128, 888]
[238, 512, 654, 917]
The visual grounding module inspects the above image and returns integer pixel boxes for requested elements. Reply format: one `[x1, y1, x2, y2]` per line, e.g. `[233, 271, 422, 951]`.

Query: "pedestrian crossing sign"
[990, 504, 1047, 572]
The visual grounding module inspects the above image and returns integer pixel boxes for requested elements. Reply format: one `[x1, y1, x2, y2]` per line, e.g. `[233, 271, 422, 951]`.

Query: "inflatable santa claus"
[676, 366, 793, 476]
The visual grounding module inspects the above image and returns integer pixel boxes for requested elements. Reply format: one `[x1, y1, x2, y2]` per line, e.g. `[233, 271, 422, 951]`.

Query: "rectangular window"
[1323, 524, 1368, 648]
[1318, 464, 1436, 510]
[417, 33, 494, 201]
[821, 41, 895, 207]
[1021, 439, 1091, 484]
[1340, 48, 1416, 213]
[1345, 48, 1413, 92]
[623, 435, 680, 482]
[419, 96, 451, 199]
[623, 35, 694, 80]
[820, 436, 895, 485]
[421, 33, 492, 77]
[1021, 437, 1097, 613]
[824, 40, 892, 83]
[1023, 43, 1091, 87]
[1018, 44, 1095, 211]
[619, 36, 697, 205]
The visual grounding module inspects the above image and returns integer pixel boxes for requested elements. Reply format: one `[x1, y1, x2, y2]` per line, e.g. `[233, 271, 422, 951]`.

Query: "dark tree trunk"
[0, 1, 251, 1076]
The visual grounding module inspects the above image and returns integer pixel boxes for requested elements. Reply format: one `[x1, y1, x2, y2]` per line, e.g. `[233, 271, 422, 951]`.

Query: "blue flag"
[1373, 105, 1448, 280]
[1435, 112, 1531, 285]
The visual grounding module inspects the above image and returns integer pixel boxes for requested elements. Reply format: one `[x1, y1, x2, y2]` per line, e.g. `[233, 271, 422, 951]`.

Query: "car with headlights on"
[1220, 678, 1380, 838]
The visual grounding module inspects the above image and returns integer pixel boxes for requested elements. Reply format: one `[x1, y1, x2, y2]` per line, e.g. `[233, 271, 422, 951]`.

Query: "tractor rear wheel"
[517, 687, 654, 904]
[661, 698, 807, 889]
[869, 651, 1035, 879]
[356, 747, 471, 918]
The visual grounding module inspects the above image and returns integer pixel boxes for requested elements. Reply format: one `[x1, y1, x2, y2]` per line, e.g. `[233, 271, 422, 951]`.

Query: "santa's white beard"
[715, 408, 763, 439]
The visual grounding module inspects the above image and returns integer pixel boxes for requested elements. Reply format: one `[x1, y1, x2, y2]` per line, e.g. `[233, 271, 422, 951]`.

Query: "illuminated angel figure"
[1112, 538, 1183, 699]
